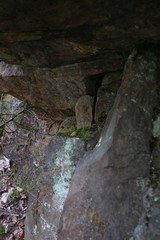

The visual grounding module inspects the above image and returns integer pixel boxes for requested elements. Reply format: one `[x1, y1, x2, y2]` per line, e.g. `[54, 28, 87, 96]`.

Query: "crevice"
[84, 73, 105, 124]
[149, 137, 157, 177]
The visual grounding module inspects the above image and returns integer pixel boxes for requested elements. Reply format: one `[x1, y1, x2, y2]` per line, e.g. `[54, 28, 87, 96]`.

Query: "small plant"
[16, 176, 33, 198]
[12, 189, 21, 202]
[75, 126, 91, 145]
[57, 127, 76, 137]
[57, 126, 91, 148]
[0, 221, 5, 236]
[96, 111, 106, 121]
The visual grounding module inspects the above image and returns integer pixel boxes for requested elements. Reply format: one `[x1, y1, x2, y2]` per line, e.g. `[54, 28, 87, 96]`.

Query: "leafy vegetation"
[16, 176, 33, 198]
[57, 127, 76, 137]
[75, 126, 91, 145]
[57, 126, 91, 147]
[12, 189, 21, 202]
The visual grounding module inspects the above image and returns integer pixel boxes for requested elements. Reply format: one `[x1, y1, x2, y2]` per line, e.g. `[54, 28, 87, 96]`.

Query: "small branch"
[0, 109, 25, 129]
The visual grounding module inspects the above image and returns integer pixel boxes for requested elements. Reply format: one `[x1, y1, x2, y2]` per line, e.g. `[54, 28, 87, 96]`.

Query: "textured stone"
[25, 136, 84, 240]
[152, 142, 160, 171]
[0, 1, 160, 239]
[59, 116, 76, 132]
[95, 88, 116, 120]
[58, 53, 158, 239]
[0, 1, 159, 120]
[102, 71, 122, 92]
[48, 122, 60, 136]
[75, 95, 94, 128]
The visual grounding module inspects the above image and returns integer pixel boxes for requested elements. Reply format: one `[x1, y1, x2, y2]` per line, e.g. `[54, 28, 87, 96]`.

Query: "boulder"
[75, 95, 94, 128]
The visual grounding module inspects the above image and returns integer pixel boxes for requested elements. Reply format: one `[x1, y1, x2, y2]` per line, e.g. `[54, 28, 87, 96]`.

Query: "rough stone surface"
[0, 1, 159, 120]
[58, 53, 159, 239]
[95, 88, 116, 120]
[75, 95, 94, 128]
[101, 71, 122, 92]
[48, 122, 60, 136]
[0, 1, 160, 239]
[25, 136, 85, 240]
[59, 116, 76, 132]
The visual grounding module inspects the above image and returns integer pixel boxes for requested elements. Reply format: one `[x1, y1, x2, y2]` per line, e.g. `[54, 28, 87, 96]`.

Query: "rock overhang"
[0, 0, 159, 120]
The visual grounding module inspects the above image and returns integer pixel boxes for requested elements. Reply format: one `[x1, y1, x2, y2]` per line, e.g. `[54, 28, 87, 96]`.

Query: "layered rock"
[0, 0, 159, 120]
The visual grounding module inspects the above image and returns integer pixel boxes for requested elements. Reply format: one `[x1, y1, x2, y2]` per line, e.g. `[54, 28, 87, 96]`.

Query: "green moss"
[96, 111, 106, 122]
[57, 127, 76, 137]
[0, 221, 5, 236]
[24, 100, 33, 110]
[0, 128, 3, 137]
[57, 126, 91, 147]
[12, 189, 21, 202]
[75, 126, 90, 145]
[16, 176, 33, 198]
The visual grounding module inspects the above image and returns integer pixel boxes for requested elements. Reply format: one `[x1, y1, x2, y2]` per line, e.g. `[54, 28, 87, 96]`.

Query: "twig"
[0, 109, 26, 129]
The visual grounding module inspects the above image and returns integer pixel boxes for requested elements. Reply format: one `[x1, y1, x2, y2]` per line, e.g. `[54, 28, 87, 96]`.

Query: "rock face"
[58, 54, 159, 239]
[25, 136, 85, 240]
[0, 0, 159, 120]
[0, 1, 160, 240]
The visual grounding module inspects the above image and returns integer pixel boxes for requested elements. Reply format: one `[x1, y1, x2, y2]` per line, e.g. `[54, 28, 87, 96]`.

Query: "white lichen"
[40, 215, 57, 239]
[96, 136, 102, 148]
[153, 115, 160, 138]
[43, 202, 51, 208]
[131, 98, 137, 104]
[33, 225, 38, 235]
[53, 138, 79, 211]
[136, 177, 149, 192]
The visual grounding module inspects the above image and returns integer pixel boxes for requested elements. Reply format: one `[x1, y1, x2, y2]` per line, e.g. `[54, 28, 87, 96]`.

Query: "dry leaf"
[0, 155, 10, 171]
[1, 188, 14, 204]
[13, 227, 23, 240]
[6, 233, 14, 240]
[12, 216, 17, 224]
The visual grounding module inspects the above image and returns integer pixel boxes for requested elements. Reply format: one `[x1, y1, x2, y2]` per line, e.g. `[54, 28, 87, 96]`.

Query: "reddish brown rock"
[0, 1, 159, 120]
[75, 95, 94, 128]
